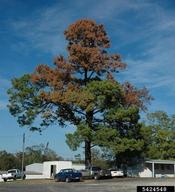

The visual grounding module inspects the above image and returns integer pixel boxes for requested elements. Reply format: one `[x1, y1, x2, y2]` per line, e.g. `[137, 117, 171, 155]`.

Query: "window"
[8, 170, 16, 173]
[166, 165, 171, 170]
[161, 165, 164, 170]
[92, 167, 101, 171]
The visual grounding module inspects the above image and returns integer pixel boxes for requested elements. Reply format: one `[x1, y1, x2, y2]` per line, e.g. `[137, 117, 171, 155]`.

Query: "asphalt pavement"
[0, 177, 174, 192]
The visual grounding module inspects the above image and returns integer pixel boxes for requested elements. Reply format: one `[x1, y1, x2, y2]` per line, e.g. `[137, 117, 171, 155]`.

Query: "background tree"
[0, 151, 20, 170]
[144, 111, 175, 160]
[91, 148, 112, 169]
[7, 19, 151, 168]
[23, 144, 62, 165]
[0, 145, 62, 171]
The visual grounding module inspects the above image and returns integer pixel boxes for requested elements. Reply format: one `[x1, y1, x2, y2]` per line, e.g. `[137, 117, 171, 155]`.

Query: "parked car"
[81, 166, 111, 180]
[1, 169, 26, 182]
[54, 168, 82, 182]
[109, 168, 124, 177]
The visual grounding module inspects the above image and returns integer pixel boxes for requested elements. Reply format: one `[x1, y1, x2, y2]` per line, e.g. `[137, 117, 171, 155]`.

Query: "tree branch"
[91, 144, 97, 148]
[93, 109, 103, 114]
[74, 108, 86, 117]
[88, 71, 94, 79]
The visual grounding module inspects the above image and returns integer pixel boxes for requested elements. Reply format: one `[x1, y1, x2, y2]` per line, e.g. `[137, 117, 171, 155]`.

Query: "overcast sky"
[0, 0, 175, 158]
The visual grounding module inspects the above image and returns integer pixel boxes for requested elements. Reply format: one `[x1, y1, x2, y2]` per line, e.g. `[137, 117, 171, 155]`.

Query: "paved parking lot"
[0, 178, 174, 192]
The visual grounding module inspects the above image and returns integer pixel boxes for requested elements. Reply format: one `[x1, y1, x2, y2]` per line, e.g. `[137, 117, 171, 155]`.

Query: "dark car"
[54, 168, 82, 182]
[91, 167, 111, 180]
[80, 166, 111, 180]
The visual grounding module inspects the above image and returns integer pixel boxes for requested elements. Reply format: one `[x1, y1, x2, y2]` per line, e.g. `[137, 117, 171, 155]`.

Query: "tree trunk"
[85, 140, 91, 168]
[85, 111, 93, 168]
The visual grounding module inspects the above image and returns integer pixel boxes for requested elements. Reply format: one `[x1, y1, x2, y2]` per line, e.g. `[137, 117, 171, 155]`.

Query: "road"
[0, 178, 174, 192]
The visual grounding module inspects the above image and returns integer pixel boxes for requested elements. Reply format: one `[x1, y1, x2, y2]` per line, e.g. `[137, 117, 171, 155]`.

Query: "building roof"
[26, 163, 43, 166]
[146, 159, 175, 164]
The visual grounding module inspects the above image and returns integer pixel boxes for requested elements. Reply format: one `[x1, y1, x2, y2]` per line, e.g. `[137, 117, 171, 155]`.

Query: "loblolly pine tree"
[8, 19, 151, 167]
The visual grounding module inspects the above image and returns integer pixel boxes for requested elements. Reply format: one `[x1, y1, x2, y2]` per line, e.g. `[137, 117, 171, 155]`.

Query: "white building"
[26, 161, 85, 178]
[26, 163, 43, 174]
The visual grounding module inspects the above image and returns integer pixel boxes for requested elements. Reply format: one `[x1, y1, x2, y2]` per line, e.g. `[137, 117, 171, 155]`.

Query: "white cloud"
[8, 0, 156, 55]
[7, 0, 175, 96]
[123, 27, 175, 90]
[11, 3, 74, 56]
[109, 1, 175, 97]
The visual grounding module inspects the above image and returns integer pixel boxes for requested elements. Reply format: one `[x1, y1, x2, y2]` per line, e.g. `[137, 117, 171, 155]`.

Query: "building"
[128, 159, 175, 178]
[140, 160, 175, 178]
[26, 161, 85, 178]
[26, 163, 43, 174]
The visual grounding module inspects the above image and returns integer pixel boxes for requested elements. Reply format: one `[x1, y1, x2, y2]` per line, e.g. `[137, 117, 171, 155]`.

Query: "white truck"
[1, 169, 26, 182]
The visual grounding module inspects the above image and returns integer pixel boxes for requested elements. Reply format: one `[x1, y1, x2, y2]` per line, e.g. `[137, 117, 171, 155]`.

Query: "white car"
[109, 169, 124, 177]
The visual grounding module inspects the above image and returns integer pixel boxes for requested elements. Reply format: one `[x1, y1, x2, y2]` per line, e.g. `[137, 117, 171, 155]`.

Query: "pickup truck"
[54, 168, 82, 182]
[1, 169, 26, 182]
[81, 166, 111, 180]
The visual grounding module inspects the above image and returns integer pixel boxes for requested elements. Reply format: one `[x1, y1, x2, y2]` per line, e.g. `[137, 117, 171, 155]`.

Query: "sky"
[0, 0, 175, 159]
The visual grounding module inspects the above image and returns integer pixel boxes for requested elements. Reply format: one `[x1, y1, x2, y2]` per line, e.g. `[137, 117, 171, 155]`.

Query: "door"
[50, 165, 56, 178]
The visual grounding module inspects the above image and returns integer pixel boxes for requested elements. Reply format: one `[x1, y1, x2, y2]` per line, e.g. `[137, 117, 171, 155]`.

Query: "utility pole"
[43, 142, 49, 161]
[21, 133, 25, 172]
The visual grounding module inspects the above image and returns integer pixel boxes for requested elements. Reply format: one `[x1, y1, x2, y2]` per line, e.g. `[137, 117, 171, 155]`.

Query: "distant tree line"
[0, 144, 63, 171]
